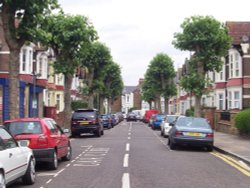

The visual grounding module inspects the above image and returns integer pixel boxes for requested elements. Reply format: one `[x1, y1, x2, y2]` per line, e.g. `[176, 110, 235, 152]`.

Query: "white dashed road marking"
[122, 173, 130, 188]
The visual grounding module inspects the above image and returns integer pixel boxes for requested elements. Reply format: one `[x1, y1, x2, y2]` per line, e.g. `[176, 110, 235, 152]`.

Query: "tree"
[0, 0, 59, 119]
[143, 53, 176, 113]
[173, 16, 231, 117]
[80, 42, 112, 109]
[44, 13, 98, 128]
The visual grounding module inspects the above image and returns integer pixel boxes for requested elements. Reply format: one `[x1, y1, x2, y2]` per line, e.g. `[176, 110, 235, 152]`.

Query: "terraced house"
[0, 21, 80, 124]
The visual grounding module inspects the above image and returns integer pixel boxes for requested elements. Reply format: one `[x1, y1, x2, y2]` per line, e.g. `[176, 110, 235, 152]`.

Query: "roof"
[226, 22, 250, 44]
[123, 86, 137, 94]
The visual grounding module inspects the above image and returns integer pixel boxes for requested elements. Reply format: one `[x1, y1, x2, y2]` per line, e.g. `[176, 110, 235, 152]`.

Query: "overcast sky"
[58, 0, 250, 86]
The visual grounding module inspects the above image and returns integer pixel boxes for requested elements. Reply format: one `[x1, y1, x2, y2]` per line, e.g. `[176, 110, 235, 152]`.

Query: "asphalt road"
[10, 121, 250, 188]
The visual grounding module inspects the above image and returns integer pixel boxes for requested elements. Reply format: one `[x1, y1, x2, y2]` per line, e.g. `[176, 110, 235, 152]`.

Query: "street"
[10, 121, 250, 188]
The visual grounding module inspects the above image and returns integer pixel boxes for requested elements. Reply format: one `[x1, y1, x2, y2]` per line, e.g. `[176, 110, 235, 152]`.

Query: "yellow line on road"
[211, 152, 250, 177]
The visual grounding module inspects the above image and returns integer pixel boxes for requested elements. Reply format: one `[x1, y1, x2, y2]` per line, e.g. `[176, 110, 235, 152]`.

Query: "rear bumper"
[32, 148, 55, 162]
[172, 137, 213, 147]
[71, 124, 100, 134]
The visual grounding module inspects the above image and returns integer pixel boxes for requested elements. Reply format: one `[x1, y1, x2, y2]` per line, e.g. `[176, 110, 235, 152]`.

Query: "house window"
[218, 94, 224, 110]
[234, 91, 240, 109]
[22, 49, 27, 72]
[56, 94, 60, 110]
[229, 49, 241, 78]
[228, 91, 232, 109]
[39, 57, 43, 76]
[127, 96, 129, 103]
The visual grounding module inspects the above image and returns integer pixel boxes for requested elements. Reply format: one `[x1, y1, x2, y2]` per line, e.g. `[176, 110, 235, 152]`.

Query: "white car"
[160, 115, 179, 137]
[0, 126, 36, 187]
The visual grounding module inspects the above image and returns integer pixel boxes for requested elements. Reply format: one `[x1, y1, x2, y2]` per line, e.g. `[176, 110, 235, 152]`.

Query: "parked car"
[0, 125, 36, 187]
[4, 118, 72, 170]
[160, 115, 179, 137]
[100, 114, 112, 129]
[151, 114, 166, 130]
[126, 112, 137, 122]
[71, 109, 104, 137]
[168, 116, 214, 151]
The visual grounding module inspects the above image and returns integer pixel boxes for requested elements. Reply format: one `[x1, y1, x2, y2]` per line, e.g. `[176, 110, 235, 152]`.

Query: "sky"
[58, 0, 250, 86]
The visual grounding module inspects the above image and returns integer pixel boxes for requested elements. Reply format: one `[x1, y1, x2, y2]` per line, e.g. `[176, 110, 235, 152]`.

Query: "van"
[143, 109, 159, 123]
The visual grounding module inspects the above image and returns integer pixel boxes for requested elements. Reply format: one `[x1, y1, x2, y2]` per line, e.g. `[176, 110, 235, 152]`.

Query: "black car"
[71, 109, 104, 137]
[126, 112, 137, 122]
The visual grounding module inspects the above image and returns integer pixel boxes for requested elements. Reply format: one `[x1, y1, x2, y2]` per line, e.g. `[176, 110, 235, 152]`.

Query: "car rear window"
[4, 121, 42, 135]
[73, 111, 96, 120]
[176, 117, 210, 129]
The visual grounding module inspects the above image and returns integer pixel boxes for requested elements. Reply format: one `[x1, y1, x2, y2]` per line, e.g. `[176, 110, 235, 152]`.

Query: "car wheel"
[160, 130, 163, 136]
[206, 146, 213, 152]
[0, 171, 6, 188]
[49, 150, 58, 170]
[62, 145, 72, 161]
[22, 157, 36, 185]
[95, 129, 101, 137]
[101, 130, 104, 135]
[169, 140, 176, 150]
[152, 125, 155, 130]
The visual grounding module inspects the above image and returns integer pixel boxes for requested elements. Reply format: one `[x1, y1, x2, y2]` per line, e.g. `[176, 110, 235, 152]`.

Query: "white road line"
[46, 179, 52, 184]
[126, 143, 130, 152]
[122, 173, 130, 188]
[128, 132, 131, 136]
[123, 154, 129, 167]
[128, 137, 131, 140]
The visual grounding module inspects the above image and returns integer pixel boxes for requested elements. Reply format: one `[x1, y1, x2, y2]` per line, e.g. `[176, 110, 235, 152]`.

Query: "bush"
[71, 100, 88, 111]
[235, 109, 250, 134]
[185, 107, 194, 117]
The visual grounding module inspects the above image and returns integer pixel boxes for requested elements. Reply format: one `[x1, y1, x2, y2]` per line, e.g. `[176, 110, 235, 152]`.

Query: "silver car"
[160, 115, 179, 137]
[0, 126, 36, 187]
[168, 117, 214, 151]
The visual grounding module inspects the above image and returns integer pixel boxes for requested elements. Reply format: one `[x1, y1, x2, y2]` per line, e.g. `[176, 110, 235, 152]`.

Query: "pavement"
[214, 131, 250, 165]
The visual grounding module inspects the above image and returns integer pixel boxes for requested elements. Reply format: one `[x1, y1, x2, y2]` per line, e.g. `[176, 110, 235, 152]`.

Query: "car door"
[0, 128, 27, 184]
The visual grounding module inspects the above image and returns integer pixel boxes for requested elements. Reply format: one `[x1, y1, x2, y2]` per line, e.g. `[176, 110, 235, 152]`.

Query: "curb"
[213, 146, 250, 166]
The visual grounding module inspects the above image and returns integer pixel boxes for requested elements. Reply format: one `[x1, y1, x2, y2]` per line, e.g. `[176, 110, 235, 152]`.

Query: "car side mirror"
[63, 129, 70, 133]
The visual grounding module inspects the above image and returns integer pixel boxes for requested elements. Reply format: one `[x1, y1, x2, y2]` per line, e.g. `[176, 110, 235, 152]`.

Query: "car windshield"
[167, 116, 178, 123]
[176, 117, 210, 129]
[4, 121, 42, 135]
[73, 111, 96, 120]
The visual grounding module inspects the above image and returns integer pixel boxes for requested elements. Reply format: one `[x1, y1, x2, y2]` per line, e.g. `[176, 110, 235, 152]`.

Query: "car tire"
[101, 130, 104, 135]
[206, 146, 213, 152]
[0, 171, 6, 188]
[62, 145, 72, 161]
[22, 157, 36, 185]
[169, 140, 176, 150]
[160, 131, 163, 136]
[152, 125, 155, 130]
[95, 129, 101, 137]
[49, 150, 58, 170]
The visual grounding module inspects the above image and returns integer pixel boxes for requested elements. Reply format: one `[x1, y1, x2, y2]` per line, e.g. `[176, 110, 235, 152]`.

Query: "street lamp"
[32, 71, 41, 117]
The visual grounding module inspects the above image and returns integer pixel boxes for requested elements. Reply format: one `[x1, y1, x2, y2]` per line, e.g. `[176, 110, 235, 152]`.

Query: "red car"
[143, 109, 159, 123]
[4, 117, 72, 170]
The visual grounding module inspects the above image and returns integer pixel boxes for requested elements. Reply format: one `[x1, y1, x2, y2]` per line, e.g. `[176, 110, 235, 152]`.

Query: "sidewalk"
[214, 131, 250, 165]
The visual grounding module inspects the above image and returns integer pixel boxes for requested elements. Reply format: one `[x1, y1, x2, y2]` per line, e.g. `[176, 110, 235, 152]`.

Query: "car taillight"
[175, 131, 183, 136]
[38, 135, 48, 146]
[72, 120, 78, 125]
[91, 120, 97, 124]
[206, 133, 214, 138]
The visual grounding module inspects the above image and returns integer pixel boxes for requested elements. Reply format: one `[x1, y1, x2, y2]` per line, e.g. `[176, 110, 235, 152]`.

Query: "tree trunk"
[2, 4, 24, 119]
[9, 49, 20, 119]
[62, 74, 73, 129]
[108, 98, 112, 113]
[194, 95, 202, 117]
[99, 96, 105, 114]
[87, 68, 94, 108]
[164, 97, 169, 114]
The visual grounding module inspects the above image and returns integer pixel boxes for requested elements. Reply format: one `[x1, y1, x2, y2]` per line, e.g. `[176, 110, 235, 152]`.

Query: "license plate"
[187, 132, 202, 137]
[80, 122, 89, 125]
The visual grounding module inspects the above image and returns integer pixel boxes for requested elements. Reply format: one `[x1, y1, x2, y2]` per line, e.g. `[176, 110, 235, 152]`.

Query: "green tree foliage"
[143, 53, 176, 113]
[141, 76, 156, 109]
[173, 15, 231, 117]
[0, 0, 59, 119]
[79, 42, 113, 108]
[43, 13, 98, 128]
[235, 109, 250, 134]
[71, 100, 88, 111]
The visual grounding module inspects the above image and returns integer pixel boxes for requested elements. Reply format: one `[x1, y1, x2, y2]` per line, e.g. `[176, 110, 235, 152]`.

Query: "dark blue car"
[151, 114, 166, 130]
[100, 114, 112, 129]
